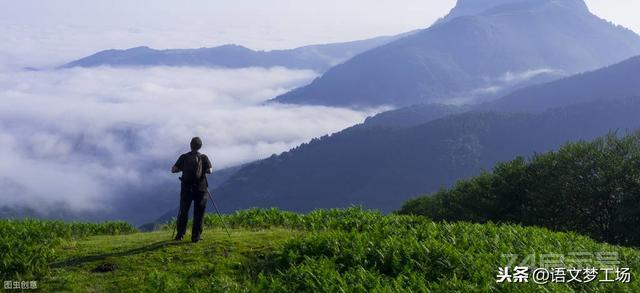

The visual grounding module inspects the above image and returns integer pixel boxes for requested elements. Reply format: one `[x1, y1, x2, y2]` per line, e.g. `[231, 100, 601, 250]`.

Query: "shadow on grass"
[50, 240, 191, 268]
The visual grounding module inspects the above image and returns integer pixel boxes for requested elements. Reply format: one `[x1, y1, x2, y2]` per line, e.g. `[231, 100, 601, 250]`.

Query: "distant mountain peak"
[60, 34, 409, 72]
[437, 0, 589, 24]
[274, 0, 639, 108]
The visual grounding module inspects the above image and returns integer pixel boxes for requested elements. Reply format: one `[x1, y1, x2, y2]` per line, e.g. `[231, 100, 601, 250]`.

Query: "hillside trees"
[399, 132, 640, 246]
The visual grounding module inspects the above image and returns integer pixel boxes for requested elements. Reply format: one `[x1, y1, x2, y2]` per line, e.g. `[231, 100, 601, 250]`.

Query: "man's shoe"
[191, 237, 201, 243]
[174, 235, 183, 241]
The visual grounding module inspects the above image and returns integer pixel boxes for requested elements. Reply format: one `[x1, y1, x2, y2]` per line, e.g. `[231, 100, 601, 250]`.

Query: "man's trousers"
[176, 187, 207, 241]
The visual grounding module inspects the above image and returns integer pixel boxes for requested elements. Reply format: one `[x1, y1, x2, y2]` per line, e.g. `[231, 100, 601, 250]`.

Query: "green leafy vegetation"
[171, 207, 429, 232]
[399, 132, 640, 246]
[3, 208, 638, 291]
[254, 222, 640, 292]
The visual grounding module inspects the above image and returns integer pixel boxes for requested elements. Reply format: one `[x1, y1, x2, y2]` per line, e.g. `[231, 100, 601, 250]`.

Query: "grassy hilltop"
[2, 208, 639, 292]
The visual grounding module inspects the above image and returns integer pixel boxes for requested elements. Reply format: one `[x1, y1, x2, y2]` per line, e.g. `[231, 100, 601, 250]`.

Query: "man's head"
[190, 137, 202, 151]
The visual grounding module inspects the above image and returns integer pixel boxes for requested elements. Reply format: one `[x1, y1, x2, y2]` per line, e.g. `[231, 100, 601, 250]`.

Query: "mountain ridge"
[366, 54, 640, 128]
[61, 32, 414, 72]
[214, 96, 640, 213]
[482, 55, 640, 112]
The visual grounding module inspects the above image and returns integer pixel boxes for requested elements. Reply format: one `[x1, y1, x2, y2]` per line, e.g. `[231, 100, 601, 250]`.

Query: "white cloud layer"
[0, 66, 382, 213]
[442, 68, 565, 105]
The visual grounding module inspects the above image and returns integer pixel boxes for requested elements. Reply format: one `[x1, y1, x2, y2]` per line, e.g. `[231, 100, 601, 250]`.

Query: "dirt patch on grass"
[91, 263, 118, 273]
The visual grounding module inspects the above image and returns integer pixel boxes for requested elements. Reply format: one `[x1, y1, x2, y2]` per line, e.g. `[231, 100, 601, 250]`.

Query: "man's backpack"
[181, 152, 203, 187]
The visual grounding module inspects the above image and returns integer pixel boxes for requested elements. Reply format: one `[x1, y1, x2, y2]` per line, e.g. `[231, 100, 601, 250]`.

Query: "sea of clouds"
[0, 66, 382, 220]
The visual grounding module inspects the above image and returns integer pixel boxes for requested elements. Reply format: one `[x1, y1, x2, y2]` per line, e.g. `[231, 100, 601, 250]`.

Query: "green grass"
[0, 219, 136, 279]
[45, 229, 300, 292]
[3, 208, 640, 292]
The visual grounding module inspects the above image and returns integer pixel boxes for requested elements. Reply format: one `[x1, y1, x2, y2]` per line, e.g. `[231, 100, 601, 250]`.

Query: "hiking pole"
[206, 190, 232, 238]
[171, 207, 180, 240]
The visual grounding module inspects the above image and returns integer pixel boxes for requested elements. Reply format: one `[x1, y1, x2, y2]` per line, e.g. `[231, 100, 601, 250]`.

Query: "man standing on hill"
[171, 137, 213, 243]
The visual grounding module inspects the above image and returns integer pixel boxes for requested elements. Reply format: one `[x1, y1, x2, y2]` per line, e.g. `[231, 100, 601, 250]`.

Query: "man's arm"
[172, 155, 183, 173]
[204, 155, 213, 174]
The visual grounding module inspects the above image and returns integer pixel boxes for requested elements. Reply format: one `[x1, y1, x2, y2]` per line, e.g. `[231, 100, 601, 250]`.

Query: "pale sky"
[0, 0, 638, 69]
